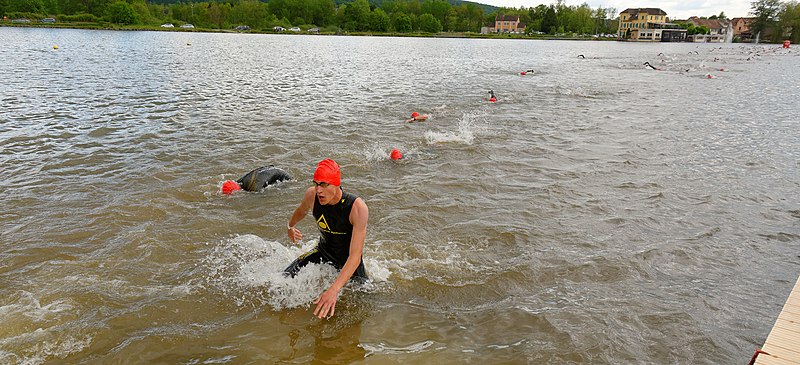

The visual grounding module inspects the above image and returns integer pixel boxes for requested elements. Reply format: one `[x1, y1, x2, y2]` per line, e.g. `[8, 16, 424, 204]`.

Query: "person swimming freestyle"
[221, 165, 292, 194]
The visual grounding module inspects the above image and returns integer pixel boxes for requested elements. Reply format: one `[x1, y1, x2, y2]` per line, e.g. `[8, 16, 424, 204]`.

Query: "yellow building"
[495, 15, 523, 33]
[618, 8, 686, 42]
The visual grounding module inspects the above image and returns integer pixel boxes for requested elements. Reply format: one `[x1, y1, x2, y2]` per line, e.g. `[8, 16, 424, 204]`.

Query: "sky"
[476, 0, 753, 20]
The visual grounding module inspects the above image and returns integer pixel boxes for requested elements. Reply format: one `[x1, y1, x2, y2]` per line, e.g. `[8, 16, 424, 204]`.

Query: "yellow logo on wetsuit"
[317, 215, 330, 230]
[316, 214, 347, 235]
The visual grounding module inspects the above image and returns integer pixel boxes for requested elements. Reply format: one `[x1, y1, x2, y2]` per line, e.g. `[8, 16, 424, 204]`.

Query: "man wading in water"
[284, 159, 369, 319]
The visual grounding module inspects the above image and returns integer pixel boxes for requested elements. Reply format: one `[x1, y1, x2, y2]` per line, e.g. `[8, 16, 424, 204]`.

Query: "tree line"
[750, 0, 800, 42]
[1, 0, 622, 35]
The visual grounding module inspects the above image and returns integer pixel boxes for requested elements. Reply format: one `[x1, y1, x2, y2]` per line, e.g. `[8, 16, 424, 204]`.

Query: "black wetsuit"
[284, 190, 368, 280]
[236, 166, 292, 192]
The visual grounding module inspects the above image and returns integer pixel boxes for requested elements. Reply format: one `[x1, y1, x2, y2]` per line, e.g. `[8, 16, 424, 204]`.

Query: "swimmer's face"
[313, 181, 338, 205]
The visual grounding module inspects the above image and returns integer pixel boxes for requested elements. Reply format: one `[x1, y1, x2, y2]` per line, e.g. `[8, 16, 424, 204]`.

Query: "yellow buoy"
[53, 45, 59, 49]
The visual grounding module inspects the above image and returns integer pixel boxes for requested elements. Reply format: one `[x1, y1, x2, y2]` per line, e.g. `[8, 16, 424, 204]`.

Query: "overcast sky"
[477, 0, 753, 20]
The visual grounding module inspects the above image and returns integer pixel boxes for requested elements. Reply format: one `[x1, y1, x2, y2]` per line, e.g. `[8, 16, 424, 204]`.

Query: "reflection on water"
[1, 27, 799, 364]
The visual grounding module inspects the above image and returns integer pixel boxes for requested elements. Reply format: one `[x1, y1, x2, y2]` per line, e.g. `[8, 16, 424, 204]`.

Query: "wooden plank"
[776, 310, 800, 323]
[760, 276, 800, 365]
[773, 317, 800, 332]
[778, 305, 800, 318]
[756, 355, 799, 365]
[762, 342, 800, 362]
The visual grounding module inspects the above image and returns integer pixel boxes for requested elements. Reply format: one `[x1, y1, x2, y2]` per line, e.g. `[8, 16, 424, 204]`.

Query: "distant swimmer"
[221, 165, 292, 194]
[643, 62, 659, 70]
[406, 111, 429, 123]
[488, 90, 497, 102]
[285, 159, 369, 319]
[520, 69, 535, 75]
[657, 52, 664, 56]
[577, 54, 585, 59]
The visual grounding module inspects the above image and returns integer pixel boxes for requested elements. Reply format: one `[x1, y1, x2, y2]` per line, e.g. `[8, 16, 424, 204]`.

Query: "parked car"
[289, 27, 301, 32]
[235, 25, 250, 31]
[273, 26, 286, 32]
[12, 18, 31, 23]
[180, 24, 194, 29]
[307, 27, 320, 33]
[161, 23, 174, 28]
[40, 18, 56, 23]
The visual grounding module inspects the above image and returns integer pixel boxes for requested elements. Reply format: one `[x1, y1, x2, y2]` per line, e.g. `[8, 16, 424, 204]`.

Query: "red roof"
[495, 15, 520, 22]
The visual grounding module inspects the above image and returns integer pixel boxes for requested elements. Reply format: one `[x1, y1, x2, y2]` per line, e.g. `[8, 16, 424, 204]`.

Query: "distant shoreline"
[1, 22, 618, 41]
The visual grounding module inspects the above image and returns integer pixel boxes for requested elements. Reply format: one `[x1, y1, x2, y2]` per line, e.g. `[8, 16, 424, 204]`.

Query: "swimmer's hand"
[288, 226, 303, 243]
[313, 287, 338, 319]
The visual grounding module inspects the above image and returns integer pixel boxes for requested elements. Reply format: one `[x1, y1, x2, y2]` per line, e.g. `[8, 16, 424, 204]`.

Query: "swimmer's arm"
[313, 198, 368, 319]
[288, 187, 315, 243]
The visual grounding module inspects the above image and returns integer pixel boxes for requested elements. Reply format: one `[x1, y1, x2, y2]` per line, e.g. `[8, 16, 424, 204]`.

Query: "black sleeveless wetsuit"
[284, 190, 368, 280]
[236, 166, 292, 192]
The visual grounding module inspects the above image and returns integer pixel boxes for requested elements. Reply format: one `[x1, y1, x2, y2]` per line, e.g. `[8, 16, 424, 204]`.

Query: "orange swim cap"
[411, 112, 420, 118]
[313, 159, 341, 186]
[222, 180, 241, 195]
[390, 149, 402, 160]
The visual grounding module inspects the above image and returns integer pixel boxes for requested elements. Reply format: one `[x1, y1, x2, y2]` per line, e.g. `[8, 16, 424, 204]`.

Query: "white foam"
[424, 112, 483, 145]
[0, 292, 92, 365]
[361, 340, 435, 356]
[203, 234, 385, 310]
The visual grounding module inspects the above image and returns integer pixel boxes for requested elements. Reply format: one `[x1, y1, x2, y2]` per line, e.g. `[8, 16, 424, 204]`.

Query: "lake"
[1, 27, 798, 364]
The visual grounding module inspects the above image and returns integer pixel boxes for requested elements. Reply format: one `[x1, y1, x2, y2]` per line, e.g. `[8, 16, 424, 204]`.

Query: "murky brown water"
[1, 27, 799, 364]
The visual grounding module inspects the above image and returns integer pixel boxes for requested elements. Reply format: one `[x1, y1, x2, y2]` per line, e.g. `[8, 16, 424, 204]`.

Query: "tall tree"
[418, 12, 441, 32]
[421, 0, 449, 30]
[750, 0, 781, 41]
[106, 1, 136, 24]
[779, 1, 800, 42]
[391, 11, 412, 32]
[541, 5, 556, 34]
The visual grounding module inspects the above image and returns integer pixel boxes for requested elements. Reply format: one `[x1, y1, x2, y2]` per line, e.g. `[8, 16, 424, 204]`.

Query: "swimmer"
[577, 54, 585, 59]
[221, 165, 292, 194]
[643, 62, 658, 70]
[285, 159, 369, 319]
[406, 111, 429, 123]
[488, 90, 497, 102]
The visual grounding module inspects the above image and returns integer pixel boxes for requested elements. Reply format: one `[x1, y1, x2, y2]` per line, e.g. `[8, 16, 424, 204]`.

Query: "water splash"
[202, 234, 388, 310]
[424, 112, 484, 145]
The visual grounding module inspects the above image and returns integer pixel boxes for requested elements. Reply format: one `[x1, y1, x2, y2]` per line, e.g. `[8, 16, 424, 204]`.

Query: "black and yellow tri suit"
[284, 189, 368, 280]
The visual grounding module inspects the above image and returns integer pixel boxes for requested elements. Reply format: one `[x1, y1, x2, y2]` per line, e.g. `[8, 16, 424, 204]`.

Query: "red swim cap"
[411, 112, 420, 118]
[489, 97, 496, 102]
[313, 159, 341, 186]
[520, 71, 526, 75]
[222, 180, 241, 195]
[390, 149, 402, 160]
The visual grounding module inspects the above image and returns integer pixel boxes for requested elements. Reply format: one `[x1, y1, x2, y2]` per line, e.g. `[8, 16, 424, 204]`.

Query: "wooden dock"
[753, 276, 800, 365]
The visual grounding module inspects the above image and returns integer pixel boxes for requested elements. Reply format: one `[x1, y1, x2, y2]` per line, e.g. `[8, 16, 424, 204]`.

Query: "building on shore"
[686, 17, 729, 42]
[617, 8, 687, 42]
[731, 17, 754, 41]
[481, 15, 526, 34]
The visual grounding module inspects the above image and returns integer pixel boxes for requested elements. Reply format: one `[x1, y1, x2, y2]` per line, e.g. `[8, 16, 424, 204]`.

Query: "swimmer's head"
[390, 149, 403, 160]
[411, 112, 420, 118]
[313, 158, 341, 186]
[222, 180, 241, 195]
